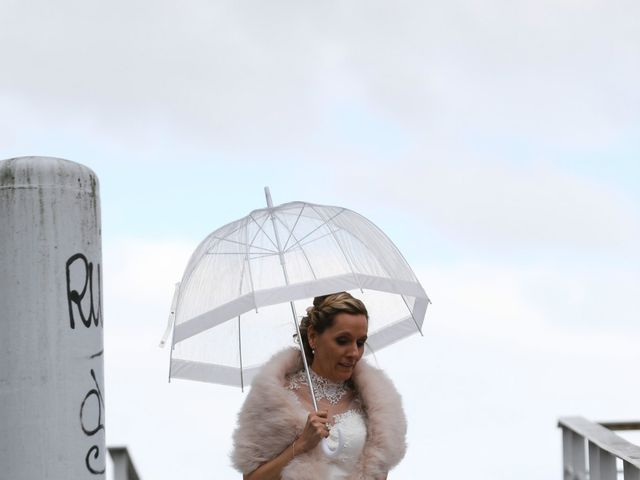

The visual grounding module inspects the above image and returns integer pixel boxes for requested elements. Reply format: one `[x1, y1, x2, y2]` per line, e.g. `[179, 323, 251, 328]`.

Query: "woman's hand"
[296, 410, 330, 454]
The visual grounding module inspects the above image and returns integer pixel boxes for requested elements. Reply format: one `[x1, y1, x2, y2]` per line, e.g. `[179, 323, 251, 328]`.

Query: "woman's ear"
[308, 326, 316, 350]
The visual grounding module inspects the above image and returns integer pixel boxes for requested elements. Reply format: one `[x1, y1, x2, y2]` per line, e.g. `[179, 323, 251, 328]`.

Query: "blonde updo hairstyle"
[298, 292, 368, 364]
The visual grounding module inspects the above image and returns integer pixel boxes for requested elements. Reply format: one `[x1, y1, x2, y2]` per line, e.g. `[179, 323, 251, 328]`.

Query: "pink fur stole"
[231, 348, 407, 479]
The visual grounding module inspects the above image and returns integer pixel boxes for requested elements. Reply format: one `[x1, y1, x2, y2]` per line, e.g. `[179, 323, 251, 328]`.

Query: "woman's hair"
[297, 292, 368, 363]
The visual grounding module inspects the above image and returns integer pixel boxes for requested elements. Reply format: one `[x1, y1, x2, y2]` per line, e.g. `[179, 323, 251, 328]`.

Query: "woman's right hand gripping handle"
[300, 411, 344, 458]
[297, 410, 330, 453]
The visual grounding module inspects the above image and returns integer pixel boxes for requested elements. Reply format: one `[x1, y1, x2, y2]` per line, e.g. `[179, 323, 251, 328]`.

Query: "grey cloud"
[1, 0, 639, 149]
[335, 155, 640, 253]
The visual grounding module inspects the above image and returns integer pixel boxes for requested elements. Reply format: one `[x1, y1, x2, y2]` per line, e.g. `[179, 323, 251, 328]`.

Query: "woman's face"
[309, 312, 368, 382]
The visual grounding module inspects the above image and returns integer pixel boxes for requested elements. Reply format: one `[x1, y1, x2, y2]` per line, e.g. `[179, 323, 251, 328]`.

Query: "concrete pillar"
[0, 156, 105, 479]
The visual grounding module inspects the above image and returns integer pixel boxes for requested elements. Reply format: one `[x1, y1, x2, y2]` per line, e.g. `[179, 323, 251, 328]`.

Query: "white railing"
[559, 417, 640, 480]
[108, 446, 141, 480]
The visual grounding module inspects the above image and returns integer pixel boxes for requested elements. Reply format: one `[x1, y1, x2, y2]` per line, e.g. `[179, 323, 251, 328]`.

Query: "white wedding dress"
[287, 369, 368, 479]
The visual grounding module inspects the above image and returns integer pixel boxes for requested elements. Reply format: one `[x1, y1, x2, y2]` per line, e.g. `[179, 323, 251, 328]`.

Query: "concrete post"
[0, 157, 105, 479]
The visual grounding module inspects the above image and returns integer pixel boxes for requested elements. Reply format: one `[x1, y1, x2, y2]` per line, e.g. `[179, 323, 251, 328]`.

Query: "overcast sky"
[2, 1, 640, 479]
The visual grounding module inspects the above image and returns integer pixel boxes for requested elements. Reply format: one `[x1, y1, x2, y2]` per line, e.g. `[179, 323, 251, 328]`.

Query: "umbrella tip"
[264, 186, 273, 208]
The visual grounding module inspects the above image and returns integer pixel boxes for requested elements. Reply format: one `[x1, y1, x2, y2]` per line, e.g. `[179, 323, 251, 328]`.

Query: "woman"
[231, 292, 407, 480]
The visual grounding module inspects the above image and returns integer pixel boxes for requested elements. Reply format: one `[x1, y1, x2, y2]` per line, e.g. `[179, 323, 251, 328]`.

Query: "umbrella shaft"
[265, 187, 319, 412]
[289, 300, 319, 411]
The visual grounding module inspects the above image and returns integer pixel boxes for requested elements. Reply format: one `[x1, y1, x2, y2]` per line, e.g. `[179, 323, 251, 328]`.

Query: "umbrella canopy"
[164, 189, 430, 389]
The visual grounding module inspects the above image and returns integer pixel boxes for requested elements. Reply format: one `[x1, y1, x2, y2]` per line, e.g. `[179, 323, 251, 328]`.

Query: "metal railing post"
[589, 441, 601, 480]
[571, 431, 587, 480]
[624, 462, 640, 480]
[600, 450, 617, 480]
[589, 442, 618, 480]
[108, 447, 141, 480]
[562, 427, 573, 480]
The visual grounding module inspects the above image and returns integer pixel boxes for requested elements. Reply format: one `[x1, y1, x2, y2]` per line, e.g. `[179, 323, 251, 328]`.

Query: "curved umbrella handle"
[321, 426, 344, 457]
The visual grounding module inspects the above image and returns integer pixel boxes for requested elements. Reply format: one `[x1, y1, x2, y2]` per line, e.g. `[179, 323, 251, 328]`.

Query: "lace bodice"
[287, 369, 368, 478]
[324, 409, 367, 477]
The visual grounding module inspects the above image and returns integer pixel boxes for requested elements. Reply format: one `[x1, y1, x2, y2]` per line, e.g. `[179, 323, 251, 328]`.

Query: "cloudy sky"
[2, 0, 640, 478]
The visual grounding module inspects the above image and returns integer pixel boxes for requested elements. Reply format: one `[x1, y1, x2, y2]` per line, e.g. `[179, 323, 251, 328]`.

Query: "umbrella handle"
[321, 426, 344, 457]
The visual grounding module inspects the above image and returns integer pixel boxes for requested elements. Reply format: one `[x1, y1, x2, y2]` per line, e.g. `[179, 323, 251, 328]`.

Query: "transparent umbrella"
[160, 187, 430, 455]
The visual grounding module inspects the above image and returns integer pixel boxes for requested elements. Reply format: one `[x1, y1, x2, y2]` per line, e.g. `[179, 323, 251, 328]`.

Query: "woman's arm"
[243, 411, 330, 480]
[243, 439, 299, 480]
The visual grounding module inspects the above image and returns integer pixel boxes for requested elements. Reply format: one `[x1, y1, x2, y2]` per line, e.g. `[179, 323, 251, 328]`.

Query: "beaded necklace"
[288, 368, 350, 406]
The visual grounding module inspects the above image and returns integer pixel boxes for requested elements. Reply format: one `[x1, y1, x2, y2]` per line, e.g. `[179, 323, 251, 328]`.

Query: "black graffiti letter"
[65, 253, 101, 329]
[80, 368, 105, 475]
[80, 369, 104, 436]
[85, 446, 104, 475]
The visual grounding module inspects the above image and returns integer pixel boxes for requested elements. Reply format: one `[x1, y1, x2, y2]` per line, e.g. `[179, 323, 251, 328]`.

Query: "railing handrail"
[558, 416, 640, 470]
[599, 421, 640, 432]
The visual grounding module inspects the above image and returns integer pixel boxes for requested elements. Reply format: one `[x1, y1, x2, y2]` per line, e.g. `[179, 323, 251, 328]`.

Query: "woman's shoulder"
[351, 359, 404, 415]
[352, 358, 397, 391]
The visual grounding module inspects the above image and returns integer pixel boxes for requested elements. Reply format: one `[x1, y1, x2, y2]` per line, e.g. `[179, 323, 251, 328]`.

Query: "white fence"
[559, 417, 640, 480]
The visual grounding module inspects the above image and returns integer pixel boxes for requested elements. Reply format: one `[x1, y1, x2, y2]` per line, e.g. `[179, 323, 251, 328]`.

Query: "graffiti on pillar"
[80, 350, 105, 475]
[65, 253, 105, 474]
[65, 253, 102, 329]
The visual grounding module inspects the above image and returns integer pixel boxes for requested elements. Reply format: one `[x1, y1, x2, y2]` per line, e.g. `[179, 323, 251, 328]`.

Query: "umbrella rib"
[236, 219, 253, 392]
[203, 219, 249, 254]
[244, 214, 282, 260]
[282, 208, 346, 253]
[204, 252, 280, 258]
[237, 315, 244, 392]
[242, 213, 266, 311]
[204, 252, 253, 255]
[248, 213, 280, 251]
[282, 204, 306, 252]
[211, 219, 245, 240]
[346, 227, 424, 336]
[248, 213, 270, 250]
[210, 235, 276, 254]
[309, 205, 363, 292]
[284, 227, 342, 253]
[248, 252, 281, 260]
[273, 214, 318, 280]
[243, 220, 259, 313]
[207, 213, 274, 254]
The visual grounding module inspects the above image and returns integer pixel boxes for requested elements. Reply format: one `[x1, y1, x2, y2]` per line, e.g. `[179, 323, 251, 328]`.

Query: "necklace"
[288, 369, 350, 405]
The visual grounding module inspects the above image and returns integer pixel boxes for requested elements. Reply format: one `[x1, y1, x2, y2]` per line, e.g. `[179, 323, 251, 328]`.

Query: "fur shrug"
[231, 348, 407, 479]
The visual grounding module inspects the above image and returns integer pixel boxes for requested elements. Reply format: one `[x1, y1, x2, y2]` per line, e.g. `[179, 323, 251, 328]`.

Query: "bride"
[231, 292, 407, 480]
